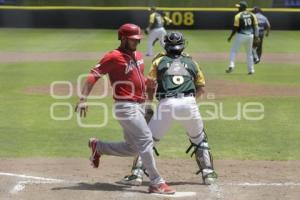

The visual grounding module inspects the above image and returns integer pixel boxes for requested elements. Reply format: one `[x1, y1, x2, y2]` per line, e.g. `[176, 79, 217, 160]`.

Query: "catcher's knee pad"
[186, 130, 214, 175]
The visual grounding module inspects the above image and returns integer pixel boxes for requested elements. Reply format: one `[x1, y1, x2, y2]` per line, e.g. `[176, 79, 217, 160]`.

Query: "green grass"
[0, 29, 300, 160]
[0, 29, 299, 53]
[200, 61, 300, 86]
[159, 97, 300, 160]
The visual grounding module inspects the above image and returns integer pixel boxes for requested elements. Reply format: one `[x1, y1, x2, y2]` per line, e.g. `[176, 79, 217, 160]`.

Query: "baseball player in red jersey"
[75, 23, 175, 194]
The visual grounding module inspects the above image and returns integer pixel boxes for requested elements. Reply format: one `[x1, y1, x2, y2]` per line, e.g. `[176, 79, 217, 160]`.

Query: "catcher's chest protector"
[156, 56, 196, 96]
[164, 58, 192, 77]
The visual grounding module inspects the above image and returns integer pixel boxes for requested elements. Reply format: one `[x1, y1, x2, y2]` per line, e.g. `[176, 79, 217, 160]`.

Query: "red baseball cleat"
[88, 138, 101, 168]
[148, 183, 176, 195]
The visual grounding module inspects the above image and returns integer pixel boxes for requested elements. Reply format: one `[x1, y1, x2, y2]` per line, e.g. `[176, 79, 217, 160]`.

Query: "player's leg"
[245, 34, 255, 74]
[147, 29, 158, 56]
[93, 102, 172, 190]
[158, 28, 167, 48]
[257, 36, 264, 61]
[119, 99, 174, 186]
[179, 97, 217, 185]
[252, 40, 260, 64]
[116, 103, 165, 184]
[227, 33, 242, 72]
[149, 98, 174, 142]
[115, 102, 175, 193]
[119, 155, 144, 186]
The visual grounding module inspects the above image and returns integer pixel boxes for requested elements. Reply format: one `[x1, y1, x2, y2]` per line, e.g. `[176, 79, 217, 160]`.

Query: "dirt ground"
[0, 158, 300, 200]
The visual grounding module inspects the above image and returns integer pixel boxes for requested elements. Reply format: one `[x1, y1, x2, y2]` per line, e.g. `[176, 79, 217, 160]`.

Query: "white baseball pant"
[147, 27, 167, 56]
[229, 33, 255, 73]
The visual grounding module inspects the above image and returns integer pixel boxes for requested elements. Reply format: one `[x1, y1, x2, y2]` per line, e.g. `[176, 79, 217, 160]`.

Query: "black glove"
[144, 105, 154, 123]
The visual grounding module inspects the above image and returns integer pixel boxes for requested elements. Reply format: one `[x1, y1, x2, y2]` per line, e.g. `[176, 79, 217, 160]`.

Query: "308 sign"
[163, 11, 195, 26]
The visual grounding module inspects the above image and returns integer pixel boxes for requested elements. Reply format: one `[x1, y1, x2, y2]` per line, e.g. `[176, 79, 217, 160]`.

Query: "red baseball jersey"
[91, 47, 146, 103]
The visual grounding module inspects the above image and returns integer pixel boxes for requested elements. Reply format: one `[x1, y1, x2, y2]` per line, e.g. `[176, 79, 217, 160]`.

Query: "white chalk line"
[0, 172, 72, 194]
[0, 172, 64, 182]
[10, 180, 65, 194]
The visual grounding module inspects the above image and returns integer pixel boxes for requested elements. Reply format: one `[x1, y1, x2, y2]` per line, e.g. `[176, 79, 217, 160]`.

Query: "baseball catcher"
[120, 31, 218, 186]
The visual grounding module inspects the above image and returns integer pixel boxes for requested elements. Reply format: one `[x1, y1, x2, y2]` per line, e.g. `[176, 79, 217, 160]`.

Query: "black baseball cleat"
[248, 71, 254, 75]
[226, 67, 233, 73]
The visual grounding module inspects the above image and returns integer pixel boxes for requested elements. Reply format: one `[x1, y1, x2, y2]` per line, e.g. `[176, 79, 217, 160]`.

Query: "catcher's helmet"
[164, 31, 185, 55]
[118, 23, 143, 40]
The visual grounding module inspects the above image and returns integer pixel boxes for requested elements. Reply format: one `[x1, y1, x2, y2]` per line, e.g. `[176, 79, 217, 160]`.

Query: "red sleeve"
[90, 53, 114, 77]
[86, 73, 98, 85]
[136, 51, 145, 74]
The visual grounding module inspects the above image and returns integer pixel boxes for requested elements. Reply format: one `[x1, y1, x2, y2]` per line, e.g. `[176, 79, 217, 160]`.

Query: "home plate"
[151, 191, 196, 198]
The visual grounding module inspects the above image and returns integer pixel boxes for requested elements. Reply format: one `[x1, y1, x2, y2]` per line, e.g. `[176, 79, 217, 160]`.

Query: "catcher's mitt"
[144, 105, 154, 123]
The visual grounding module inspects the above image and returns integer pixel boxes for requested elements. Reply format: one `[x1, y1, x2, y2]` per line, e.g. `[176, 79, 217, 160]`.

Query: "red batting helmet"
[118, 23, 143, 40]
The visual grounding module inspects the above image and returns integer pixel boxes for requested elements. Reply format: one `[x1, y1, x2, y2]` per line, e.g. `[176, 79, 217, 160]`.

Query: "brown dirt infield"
[1, 158, 300, 200]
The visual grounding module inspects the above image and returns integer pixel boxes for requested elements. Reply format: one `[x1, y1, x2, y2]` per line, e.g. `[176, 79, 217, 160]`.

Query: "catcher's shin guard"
[120, 155, 145, 186]
[131, 155, 146, 176]
[186, 130, 217, 184]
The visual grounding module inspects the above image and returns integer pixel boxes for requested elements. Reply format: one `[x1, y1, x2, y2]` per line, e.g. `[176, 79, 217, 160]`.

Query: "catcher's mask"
[164, 31, 186, 56]
[118, 23, 143, 40]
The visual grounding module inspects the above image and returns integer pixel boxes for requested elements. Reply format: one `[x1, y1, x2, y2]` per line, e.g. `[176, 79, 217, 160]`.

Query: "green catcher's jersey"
[148, 53, 205, 100]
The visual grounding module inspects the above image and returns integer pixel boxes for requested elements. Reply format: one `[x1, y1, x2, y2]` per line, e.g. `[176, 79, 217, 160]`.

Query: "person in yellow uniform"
[226, 1, 259, 75]
[145, 7, 172, 56]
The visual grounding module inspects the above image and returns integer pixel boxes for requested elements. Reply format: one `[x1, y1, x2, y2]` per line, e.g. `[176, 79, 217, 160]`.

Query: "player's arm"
[251, 13, 260, 43]
[163, 15, 172, 25]
[265, 17, 271, 37]
[75, 55, 112, 117]
[146, 62, 158, 102]
[193, 61, 206, 99]
[252, 13, 259, 38]
[227, 13, 240, 42]
[75, 68, 100, 118]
